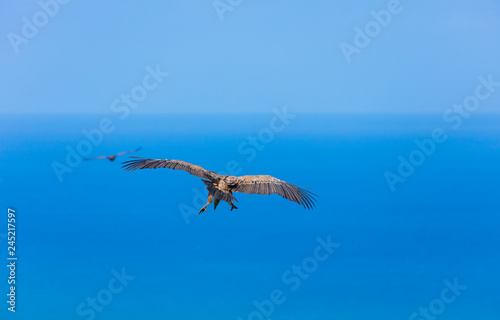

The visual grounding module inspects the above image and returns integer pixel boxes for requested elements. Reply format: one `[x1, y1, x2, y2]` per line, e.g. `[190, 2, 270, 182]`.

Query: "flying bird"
[122, 157, 317, 213]
[85, 147, 142, 162]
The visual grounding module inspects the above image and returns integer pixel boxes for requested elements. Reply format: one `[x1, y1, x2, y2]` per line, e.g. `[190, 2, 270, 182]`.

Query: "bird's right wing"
[84, 156, 108, 160]
[122, 157, 214, 179]
[115, 147, 142, 157]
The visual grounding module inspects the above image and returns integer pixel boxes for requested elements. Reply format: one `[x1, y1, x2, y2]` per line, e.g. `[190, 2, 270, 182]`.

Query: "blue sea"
[1, 113, 499, 319]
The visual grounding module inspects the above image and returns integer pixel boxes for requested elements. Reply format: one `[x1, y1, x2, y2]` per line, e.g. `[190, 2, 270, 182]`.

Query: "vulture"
[122, 157, 317, 213]
[85, 147, 142, 162]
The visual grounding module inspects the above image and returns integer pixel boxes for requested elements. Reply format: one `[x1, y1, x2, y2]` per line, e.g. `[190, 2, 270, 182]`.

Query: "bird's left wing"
[231, 175, 317, 209]
[122, 157, 214, 179]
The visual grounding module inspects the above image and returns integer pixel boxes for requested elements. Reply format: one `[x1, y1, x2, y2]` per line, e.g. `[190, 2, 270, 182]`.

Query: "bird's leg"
[213, 198, 220, 210]
[230, 201, 238, 211]
[198, 195, 214, 214]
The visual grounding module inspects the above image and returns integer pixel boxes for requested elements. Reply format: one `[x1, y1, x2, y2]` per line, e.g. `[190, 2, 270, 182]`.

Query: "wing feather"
[122, 157, 214, 179]
[232, 175, 317, 209]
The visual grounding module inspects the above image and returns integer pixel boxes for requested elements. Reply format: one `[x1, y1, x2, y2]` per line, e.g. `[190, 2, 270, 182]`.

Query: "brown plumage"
[85, 147, 142, 162]
[122, 157, 317, 213]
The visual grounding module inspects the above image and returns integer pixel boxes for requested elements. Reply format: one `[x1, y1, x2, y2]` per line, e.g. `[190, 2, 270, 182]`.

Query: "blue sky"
[1, 0, 500, 114]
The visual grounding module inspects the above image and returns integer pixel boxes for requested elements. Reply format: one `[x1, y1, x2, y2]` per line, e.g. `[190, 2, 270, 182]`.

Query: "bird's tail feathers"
[201, 179, 238, 204]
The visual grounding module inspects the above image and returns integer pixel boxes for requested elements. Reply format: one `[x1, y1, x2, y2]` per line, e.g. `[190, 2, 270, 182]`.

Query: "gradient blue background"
[2, 114, 500, 319]
[1, 0, 500, 114]
[1, 1, 500, 319]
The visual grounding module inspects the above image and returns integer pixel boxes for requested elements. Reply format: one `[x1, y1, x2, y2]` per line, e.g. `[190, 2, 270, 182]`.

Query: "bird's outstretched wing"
[231, 175, 317, 209]
[115, 147, 142, 157]
[84, 155, 108, 160]
[122, 157, 215, 180]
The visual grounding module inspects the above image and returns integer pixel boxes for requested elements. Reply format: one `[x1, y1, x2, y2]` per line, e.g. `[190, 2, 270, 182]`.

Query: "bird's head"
[224, 176, 238, 184]
[207, 171, 222, 181]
